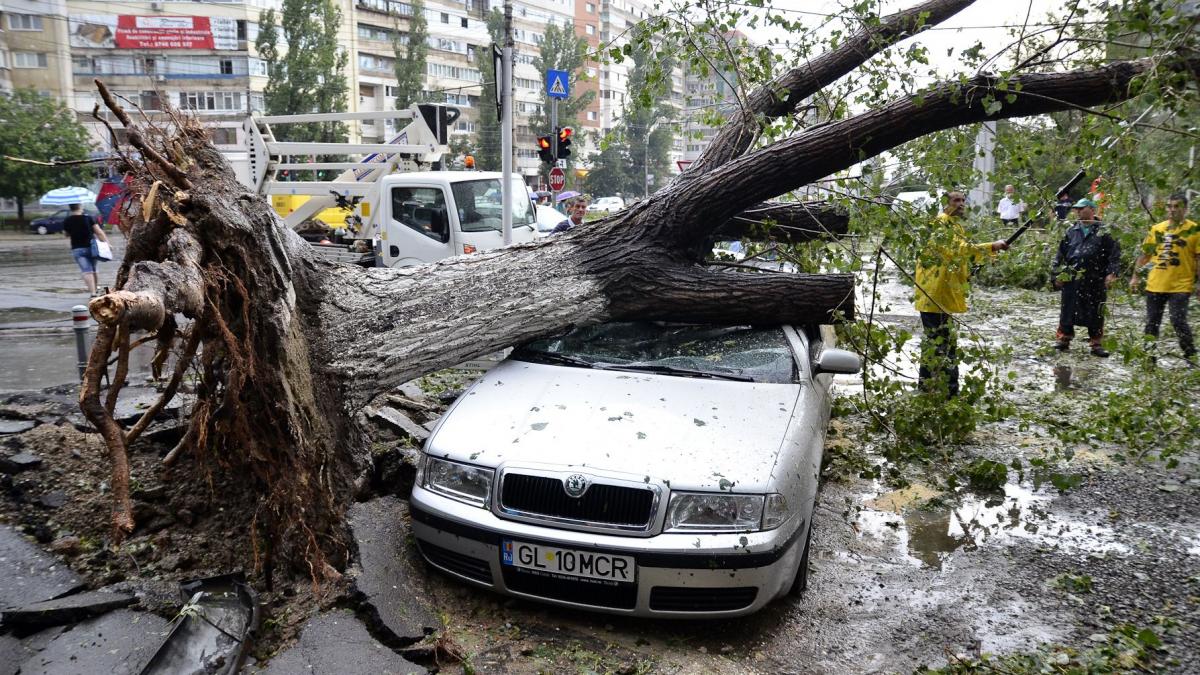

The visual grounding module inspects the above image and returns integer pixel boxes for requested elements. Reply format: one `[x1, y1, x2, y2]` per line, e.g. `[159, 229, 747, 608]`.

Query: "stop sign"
[548, 167, 566, 191]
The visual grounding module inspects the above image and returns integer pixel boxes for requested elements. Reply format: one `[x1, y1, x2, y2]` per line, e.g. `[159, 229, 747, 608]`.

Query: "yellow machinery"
[270, 194, 353, 230]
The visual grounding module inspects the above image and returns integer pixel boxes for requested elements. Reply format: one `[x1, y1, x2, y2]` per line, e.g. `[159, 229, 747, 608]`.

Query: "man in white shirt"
[996, 184, 1026, 225]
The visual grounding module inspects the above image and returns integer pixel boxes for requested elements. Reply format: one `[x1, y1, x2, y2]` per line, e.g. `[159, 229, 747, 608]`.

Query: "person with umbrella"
[552, 195, 589, 234]
[63, 203, 109, 296]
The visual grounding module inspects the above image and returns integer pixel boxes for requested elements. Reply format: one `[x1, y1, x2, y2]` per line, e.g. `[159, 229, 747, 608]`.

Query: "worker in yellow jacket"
[914, 191, 1010, 396]
[1130, 193, 1200, 361]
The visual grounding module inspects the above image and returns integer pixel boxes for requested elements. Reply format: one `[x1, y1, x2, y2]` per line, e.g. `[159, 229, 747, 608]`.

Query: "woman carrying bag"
[62, 203, 110, 296]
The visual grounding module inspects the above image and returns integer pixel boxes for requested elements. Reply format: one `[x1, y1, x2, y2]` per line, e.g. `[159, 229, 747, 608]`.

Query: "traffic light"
[556, 127, 573, 159]
[537, 135, 554, 163]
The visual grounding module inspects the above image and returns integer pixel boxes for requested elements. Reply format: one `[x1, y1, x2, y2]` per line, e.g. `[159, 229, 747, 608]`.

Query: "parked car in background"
[411, 321, 860, 617]
[587, 196, 625, 214]
[29, 205, 102, 235]
[534, 204, 565, 237]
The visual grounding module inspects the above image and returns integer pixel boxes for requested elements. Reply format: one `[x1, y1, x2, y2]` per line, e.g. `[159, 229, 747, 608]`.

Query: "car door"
[381, 185, 455, 267]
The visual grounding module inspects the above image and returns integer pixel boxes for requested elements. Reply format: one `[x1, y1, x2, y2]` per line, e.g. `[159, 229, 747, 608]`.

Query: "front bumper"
[410, 485, 807, 618]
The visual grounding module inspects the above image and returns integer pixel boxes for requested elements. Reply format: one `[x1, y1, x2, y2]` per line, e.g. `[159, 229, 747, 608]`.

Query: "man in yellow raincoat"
[914, 191, 1010, 396]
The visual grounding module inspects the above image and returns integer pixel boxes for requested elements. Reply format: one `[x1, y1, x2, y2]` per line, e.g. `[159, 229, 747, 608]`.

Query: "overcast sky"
[762, 0, 1065, 77]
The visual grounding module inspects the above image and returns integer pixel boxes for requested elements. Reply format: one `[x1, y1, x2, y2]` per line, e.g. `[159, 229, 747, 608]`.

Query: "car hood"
[429, 360, 801, 491]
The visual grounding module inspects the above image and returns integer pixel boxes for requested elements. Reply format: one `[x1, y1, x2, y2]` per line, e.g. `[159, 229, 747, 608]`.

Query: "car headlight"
[665, 492, 765, 532]
[422, 456, 493, 508]
[762, 493, 790, 530]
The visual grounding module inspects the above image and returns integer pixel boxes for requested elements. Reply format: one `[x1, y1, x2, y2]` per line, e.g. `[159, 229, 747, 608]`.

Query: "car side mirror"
[812, 348, 861, 375]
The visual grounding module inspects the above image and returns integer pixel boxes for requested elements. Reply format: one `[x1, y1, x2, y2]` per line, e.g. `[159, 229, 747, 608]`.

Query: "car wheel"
[788, 523, 812, 596]
[36, 225, 48, 235]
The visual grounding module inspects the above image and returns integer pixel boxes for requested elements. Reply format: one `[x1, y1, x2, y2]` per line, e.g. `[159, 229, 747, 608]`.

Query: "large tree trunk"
[80, 9, 1199, 575]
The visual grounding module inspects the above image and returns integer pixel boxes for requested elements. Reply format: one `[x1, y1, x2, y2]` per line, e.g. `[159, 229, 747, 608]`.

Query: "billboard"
[70, 15, 237, 50]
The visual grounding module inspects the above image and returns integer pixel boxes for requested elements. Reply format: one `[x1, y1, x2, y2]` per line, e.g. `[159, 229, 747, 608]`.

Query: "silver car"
[410, 322, 860, 617]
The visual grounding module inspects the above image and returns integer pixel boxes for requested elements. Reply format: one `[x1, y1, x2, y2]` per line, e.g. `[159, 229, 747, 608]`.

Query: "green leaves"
[0, 90, 93, 211]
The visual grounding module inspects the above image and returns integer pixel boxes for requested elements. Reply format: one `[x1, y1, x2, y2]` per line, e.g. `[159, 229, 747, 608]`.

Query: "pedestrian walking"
[996, 184, 1026, 225]
[914, 191, 1010, 396]
[1051, 198, 1120, 357]
[62, 203, 109, 296]
[1130, 193, 1200, 360]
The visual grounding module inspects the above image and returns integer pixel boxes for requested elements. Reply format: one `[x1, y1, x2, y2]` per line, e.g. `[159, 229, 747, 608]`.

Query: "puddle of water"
[0, 330, 157, 392]
[855, 479, 1131, 570]
[0, 306, 68, 325]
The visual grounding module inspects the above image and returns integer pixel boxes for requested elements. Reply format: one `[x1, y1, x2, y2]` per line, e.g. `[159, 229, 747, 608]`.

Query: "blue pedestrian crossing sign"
[545, 69, 569, 100]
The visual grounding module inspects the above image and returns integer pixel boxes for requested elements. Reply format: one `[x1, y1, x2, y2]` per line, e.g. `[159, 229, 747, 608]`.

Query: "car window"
[514, 322, 798, 384]
[451, 178, 535, 233]
[391, 187, 449, 242]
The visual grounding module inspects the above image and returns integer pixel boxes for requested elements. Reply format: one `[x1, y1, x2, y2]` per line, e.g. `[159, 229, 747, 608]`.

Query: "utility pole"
[500, 0, 514, 245]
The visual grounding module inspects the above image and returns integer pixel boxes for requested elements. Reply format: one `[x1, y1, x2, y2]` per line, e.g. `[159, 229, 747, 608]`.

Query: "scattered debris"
[0, 420, 36, 435]
[140, 574, 259, 675]
[366, 406, 430, 443]
[0, 452, 42, 474]
[0, 527, 84, 609]
[16, 609, 169, 674]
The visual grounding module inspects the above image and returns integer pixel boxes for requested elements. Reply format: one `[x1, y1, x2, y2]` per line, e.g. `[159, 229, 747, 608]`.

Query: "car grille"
[417, 540, 493, 584]
[500, 473, 655, 528]
[648, 586, 758, 612]
[502, 567, 638, 609]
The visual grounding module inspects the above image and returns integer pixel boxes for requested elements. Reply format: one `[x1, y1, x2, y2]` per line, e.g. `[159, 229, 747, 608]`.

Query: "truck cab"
[376, 172, 537, 268]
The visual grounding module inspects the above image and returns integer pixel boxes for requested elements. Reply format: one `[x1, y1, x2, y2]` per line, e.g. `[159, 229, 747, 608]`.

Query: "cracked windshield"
[514, 322, 798, 383]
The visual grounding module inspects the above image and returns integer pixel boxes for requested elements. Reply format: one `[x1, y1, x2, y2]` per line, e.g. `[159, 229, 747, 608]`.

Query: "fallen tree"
[78, 0, 1198, 578]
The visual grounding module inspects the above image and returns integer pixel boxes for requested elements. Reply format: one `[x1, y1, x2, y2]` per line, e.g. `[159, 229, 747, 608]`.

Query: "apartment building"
[1, 0, 72, 100]
[63, 0, 280, 155]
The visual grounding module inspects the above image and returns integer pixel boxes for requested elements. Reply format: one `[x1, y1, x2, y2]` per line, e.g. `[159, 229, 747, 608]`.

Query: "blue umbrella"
[40, 186, 97, 206]
[556, 191, 580, 202]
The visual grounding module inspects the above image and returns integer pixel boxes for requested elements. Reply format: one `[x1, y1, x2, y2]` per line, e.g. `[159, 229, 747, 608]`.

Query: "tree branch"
[668, 54, 1200, 242]
[713, 201, 849, 243]
[690, 0, 976, 172]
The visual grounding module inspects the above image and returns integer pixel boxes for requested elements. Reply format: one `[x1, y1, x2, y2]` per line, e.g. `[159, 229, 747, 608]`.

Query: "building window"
[440, 12, 449, 23]
[585, 24, 595, 35]
[586, 2, 594, 11]
[13, 52, 48, 69]
[220, 59, 234, 75]
[178, 91, 244, 112]
[587, 110, 597, 121]
[8, 14, 43, 31]
[460, 17, 468, 27]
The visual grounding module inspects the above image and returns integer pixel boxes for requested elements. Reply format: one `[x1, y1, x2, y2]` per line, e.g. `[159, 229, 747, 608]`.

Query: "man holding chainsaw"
[914, 191, 1010, 396]
[1051, 198, 1121, 357]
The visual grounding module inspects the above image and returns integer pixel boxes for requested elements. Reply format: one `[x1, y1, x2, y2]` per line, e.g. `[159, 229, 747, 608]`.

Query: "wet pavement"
[0, 232, 131, 394]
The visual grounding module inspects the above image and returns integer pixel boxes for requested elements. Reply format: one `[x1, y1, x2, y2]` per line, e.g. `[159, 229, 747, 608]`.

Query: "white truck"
[234, 104, 537, 267]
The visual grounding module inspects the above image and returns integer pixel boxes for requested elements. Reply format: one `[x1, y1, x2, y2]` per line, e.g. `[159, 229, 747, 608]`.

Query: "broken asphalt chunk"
[367, 406, 430, 443]
[0, 420, 36, 435]
[1, 590, 135, 631]
[18, 609, 168, 675]
[347, 497, 438, 642]
[260, 611, 426, 674]
[0, 452, 42, 474]
[0, 527, 84, 609]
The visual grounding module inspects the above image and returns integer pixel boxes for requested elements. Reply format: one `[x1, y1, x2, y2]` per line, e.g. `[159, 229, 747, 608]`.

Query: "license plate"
[502, 539, 636, 584]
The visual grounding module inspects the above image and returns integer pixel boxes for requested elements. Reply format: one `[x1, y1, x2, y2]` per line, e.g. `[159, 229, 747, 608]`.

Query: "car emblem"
[563, 473, 589, 498]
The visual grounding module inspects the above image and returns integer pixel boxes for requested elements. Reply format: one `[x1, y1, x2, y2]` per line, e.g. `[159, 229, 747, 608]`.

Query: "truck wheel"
[788, 523, 812, 596]
[36, 225, 48, 235]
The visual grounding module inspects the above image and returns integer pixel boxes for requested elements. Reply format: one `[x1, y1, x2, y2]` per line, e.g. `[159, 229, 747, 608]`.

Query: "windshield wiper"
[600, 363, 754, 382]
[514, 351, 598, 369]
